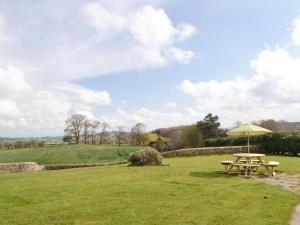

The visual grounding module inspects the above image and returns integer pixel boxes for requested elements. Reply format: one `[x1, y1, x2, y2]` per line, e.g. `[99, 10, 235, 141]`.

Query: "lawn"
[0, 145, 142, 165]
[0, 155, 299, 225]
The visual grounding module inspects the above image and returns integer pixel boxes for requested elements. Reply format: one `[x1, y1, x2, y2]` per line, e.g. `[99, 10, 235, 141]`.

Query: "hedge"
[204, 132, 300, 156]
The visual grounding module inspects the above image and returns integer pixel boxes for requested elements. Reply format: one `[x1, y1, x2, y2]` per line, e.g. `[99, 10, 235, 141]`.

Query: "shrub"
[128, 147, 163, 166]
[204, 132, 300, 156]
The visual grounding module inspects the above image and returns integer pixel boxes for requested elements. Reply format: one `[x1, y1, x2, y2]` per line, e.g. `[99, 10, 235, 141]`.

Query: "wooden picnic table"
[227, 153, 273, 176]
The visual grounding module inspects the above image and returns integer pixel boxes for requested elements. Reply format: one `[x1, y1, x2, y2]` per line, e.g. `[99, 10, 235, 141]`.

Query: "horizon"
[1, 0, 300, 137]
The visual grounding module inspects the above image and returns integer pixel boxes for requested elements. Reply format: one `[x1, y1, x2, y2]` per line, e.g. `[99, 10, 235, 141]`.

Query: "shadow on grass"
[190, 171, 234, 179]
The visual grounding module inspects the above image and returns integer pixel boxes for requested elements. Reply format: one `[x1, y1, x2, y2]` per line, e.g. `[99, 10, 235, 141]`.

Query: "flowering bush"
[128, 147, 162, 166]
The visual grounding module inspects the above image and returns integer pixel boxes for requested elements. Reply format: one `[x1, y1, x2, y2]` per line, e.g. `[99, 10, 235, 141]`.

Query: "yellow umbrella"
[227, 124, 272, 153]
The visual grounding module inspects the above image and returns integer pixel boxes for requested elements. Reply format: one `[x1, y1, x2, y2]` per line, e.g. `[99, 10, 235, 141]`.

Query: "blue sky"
[1, 0, 300, 136]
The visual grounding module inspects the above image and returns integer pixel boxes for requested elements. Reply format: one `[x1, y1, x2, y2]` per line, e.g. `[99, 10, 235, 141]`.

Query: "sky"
[1, 0, 300, 137]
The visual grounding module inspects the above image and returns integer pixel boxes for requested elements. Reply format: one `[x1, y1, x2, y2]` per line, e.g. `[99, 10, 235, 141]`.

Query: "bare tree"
[131, 123, 147, 145]
[83, 119, 92, 144]
[64, 114, 86, 144]
[90, 120, 100, 144]
[116, 126, 125, 146]
[258, 119, 279, 131]
[99, 122, 110, 145]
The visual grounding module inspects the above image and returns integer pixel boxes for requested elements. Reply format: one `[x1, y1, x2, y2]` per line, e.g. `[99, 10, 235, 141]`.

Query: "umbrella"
[227, 124, 272, 153]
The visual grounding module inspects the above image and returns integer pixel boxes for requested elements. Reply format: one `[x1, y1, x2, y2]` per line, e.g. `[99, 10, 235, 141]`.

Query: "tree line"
[63, 114, 147, 146]
[63, 114, 288, 150]
[0, 140, 45, 149]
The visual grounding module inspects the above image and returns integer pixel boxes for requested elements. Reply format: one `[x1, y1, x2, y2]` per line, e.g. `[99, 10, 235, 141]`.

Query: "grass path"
[0, 155, 299, 225]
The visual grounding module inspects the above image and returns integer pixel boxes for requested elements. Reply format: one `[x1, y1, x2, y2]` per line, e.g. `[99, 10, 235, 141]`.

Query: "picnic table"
[223, 153, 278, 176]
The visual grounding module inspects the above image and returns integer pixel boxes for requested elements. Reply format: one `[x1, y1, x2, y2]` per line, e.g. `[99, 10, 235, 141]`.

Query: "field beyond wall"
[0, 145, 142, 165]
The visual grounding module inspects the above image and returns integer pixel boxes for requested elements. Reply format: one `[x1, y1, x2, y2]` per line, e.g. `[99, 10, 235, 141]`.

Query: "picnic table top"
[233, 153, 265, 158]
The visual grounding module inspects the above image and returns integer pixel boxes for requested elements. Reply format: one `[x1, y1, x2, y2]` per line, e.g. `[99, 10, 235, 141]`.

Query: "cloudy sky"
[1, 0, 300, 137]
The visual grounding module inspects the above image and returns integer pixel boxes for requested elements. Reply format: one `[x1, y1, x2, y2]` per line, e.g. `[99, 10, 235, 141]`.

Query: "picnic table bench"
[221, 153, 279, 176]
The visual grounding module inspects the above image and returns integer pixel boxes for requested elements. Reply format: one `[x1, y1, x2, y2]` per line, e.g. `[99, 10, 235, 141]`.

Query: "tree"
[64, 114, 86, 144]
[258, 119, 279, 131]
[63, 135, 73, 143]
[90, 120, 100, 144]
[99, 122, 110, 145]
[82, 119, 92, 144]
[116, 126, 125, 146]
[131, 123, 147, 145]
[197, 113, 221, 139]
[181, 125, 203, 148]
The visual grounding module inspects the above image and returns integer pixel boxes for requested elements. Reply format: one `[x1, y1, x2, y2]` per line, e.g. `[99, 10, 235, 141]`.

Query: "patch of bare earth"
[255, 173, 300, 225]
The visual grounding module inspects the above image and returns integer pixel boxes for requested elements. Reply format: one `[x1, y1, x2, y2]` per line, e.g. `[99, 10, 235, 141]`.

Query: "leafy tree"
[181, 125, 203, 148]
[64, 114, 86, 144]
[63, 135, 73, 143]
[197, 113, 221, 139]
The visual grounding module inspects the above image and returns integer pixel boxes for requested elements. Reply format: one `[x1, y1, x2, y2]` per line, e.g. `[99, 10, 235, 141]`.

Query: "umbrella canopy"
[227, 124, 272, 153]
[227, 124, 272, 136]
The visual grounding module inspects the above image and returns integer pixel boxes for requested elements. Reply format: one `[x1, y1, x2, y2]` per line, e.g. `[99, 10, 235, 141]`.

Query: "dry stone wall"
[161, 146, 260, 158]
[0, 162, 41, 173]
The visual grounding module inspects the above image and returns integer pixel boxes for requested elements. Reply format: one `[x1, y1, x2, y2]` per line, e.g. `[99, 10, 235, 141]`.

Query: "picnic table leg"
[270, 166, 276, 176]
[257, 157, 273, 176]
[224, 165, 228, 173]
[237, 165, 241, 176]
[249, 166, 253, 176]
[227, 157, 241, 173]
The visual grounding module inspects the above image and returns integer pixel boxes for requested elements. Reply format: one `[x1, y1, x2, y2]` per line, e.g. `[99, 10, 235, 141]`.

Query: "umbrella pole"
[247, 135, 250, 153]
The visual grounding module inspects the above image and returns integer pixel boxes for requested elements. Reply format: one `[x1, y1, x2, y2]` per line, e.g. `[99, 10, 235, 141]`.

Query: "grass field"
[0, 145, 142, 165]
[0, 155, 299, 225]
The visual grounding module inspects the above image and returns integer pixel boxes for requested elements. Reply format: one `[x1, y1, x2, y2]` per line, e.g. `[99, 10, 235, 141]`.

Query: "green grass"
[0, 145, 142, 165]
[0, 155, 299, 225]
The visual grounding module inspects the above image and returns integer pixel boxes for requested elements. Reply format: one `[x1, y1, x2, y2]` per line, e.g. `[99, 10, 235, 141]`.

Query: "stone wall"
[0, 162, 41, 173]
[161, 146, 260, 158]
[43, 161, 127, 170]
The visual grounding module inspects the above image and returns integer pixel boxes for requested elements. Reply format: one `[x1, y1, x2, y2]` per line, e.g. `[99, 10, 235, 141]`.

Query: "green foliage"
[181, 125, 203, 148]
[156, 136, 167, 152]
[204, 132, 300, 156]
[128, 147, 162, 166]
[0, 156, 299, 225]
[62, 135, 73, 143]
[197, 113, 223, 139]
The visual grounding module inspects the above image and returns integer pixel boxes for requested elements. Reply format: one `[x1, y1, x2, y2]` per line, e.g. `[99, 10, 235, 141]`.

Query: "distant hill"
[0, 136, 64, 144]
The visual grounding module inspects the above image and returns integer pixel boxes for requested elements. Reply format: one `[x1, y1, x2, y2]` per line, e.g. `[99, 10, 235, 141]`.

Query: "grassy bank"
[0, 155, 299, 225]
[0, 145, 142, 165]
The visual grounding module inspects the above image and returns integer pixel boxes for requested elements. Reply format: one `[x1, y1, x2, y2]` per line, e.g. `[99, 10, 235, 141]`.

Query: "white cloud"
[82, 3, 196, 48]
[166, 101, 177, 109]
[97, 107, 201, 130]
[292, 16, 300, 45]
[80, 2, 125, 38]
[81, 3, 196, 69]
[0, 65, 111, 136]
[179, 48, 300, 127]
[0, 2, 196, 84]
